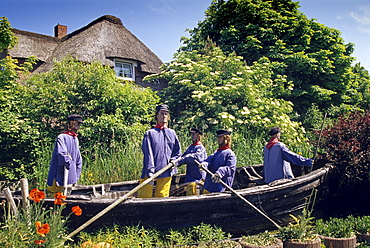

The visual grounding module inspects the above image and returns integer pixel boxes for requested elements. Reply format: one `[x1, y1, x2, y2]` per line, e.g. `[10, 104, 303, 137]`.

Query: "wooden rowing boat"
[5, 162, 331, 236]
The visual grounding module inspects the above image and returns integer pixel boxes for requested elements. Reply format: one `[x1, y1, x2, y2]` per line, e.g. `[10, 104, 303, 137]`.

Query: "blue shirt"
[47, 133, 82, 186]
[263, 142, 312, 183]
[178, 143, 207, 183]
[203, 148, 237, 192]
[141, 127, 181, 179]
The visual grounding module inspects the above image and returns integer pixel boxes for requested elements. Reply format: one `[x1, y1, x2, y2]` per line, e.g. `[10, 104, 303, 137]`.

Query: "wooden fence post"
[3, 187, 18, 215]
[20, 178, 29, 210]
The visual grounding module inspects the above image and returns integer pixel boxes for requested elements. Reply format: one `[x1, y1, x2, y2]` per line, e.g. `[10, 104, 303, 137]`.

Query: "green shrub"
[347, 215, 370, 235]
[23, 56, 159, 147]
[277, 208, 318, 242]
[187, 223, 231, 243]
[240, 231, 279, 246]
[315, 217, 355, 238]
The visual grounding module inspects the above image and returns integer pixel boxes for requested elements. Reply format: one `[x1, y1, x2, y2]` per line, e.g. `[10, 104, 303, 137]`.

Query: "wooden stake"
[3, 187, 18, 215]
[20, 178, 29, 210]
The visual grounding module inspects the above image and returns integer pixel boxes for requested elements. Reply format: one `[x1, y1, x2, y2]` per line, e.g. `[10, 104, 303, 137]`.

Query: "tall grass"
[33, 129, 313, 187]
[79, 138, 143, 184]
[33, 143, 53, 190]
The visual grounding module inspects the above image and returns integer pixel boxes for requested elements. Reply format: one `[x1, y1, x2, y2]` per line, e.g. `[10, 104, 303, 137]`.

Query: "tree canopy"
[181, 0, 369, 119]
[0, 17, 17, 51]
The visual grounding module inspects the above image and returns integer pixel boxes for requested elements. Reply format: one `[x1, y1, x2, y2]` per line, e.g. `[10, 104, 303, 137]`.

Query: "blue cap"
[67, 114, 84, 123]
[156, 104, 169, 112]
[190, 127, 203, 135]
[216, 129, 231, 136]
[268, 127, 281, 136]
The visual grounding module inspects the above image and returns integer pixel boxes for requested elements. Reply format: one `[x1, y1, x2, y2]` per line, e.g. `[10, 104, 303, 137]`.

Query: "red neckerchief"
[217, 144, 230, 151]
[192, 141, 202, 146]
[266, 137, 279, 149]
[64, 130, 78, 138]
[154, 123, 167, 130]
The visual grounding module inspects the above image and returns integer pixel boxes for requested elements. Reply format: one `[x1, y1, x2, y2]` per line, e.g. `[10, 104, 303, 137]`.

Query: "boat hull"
[62, 164, 331, 235]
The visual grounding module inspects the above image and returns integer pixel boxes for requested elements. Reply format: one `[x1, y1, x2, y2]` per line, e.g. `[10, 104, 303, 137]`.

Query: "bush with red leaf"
[317, 110, 370, 214]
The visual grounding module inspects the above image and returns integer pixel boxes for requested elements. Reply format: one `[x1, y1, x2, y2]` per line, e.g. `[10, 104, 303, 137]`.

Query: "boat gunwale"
[57, 164, 332, 205]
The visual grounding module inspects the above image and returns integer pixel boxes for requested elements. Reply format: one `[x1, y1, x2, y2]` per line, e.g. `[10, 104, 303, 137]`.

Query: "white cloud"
[350, 5, 370, 25]
[358, 26, 370, 34]
[147, 0, 177, 15]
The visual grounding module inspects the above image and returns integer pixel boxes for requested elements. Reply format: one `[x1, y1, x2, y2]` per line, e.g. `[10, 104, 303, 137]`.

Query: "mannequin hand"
[211, 173, 221, 183]
[198, 162, 205, 172]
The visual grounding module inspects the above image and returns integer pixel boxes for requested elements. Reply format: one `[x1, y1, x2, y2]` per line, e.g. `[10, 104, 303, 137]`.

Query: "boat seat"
[243, 167, 263, 181]
[232, 167, 265, 189]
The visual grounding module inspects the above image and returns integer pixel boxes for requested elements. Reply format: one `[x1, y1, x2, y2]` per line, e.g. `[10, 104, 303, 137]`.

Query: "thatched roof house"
[3, 15, 166, 90]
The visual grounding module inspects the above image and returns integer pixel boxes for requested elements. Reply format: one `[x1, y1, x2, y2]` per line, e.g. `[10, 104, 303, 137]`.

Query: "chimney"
[54, 24, 67, 38]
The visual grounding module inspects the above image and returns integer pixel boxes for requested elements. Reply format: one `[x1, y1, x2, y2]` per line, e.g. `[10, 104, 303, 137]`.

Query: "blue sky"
[1, 0, 370, 70]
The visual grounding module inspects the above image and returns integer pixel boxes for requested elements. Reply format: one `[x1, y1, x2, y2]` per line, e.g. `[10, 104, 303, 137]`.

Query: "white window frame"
[114, 59, 137, 81]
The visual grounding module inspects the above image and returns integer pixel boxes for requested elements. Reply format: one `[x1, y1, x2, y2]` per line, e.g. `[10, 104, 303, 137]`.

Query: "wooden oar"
[195, 160, 281, 229]
[66, 159, 179, 240]
[64, 153, 74, 196]
[63, 166, 69, 196]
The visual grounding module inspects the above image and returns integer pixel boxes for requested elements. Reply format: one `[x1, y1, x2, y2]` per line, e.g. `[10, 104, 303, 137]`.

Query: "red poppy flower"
[54, 198, 67, 205]
[54, 192, 67, 205]
[54, 192, 66, 199]
[34, 239, 46, 245]
[29, 189, 45, 203]
[35, 221, 50, 237]
[71, 205, 82, 216]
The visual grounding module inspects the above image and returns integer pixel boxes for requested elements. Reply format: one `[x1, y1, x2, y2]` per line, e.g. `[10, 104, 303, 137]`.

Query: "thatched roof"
[10, 29, 61, 62]
[9, 15, 163, 74]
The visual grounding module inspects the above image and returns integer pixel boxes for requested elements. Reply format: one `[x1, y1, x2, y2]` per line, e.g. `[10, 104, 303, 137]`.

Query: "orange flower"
[54, 198, 67, 205]
[29, 188, 45, 203]
[71, 205, 82, 216]
[54, 192, 67, 205]
[35, 221, 50, 237]
[54, 192, 66, 199]
[34, 239, 46, 245]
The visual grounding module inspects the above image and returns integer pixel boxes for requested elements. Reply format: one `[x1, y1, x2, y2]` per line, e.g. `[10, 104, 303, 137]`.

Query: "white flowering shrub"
[145, 45, 307, 145]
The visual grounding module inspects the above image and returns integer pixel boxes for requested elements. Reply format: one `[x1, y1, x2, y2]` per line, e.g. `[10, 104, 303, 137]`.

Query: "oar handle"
[63, 166, 69, 196]
[66, 157, 180, 240]
[195, 160, 281, 229]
